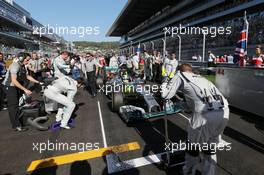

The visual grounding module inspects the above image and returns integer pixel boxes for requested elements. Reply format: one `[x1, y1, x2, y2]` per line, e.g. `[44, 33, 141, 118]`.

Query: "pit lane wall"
[215, 67, 264, 117]
[178, 60, 264, 117]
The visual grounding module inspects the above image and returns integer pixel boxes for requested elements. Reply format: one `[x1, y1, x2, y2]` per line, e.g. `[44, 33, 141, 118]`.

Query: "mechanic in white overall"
[51, 50, 77, 123]
[161, 64, 229, 175]
[52, 51, 71, 78]
[44, 77, 82, 129]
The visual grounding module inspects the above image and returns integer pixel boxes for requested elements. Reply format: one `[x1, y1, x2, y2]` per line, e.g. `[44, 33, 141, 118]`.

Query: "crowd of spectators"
[0, 5, 32, 28]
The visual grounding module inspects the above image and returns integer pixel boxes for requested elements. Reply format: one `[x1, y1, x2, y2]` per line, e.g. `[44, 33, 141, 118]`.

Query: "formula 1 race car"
[111, 84, 182, 124]
[96, 66, 120, 95]
[96, 66, 144, 97]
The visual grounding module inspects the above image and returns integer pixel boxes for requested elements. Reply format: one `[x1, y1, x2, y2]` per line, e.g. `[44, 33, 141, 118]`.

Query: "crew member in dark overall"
[2, 53, 42, 132]
[0, 52, 7, 111]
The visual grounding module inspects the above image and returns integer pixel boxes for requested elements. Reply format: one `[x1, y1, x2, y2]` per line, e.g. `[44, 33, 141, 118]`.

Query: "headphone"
[17, 52, 30, 63]
[18, 56, 24, 63]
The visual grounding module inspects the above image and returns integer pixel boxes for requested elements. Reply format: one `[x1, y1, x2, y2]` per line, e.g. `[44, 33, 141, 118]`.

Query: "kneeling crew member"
[44, 77, 82, 129]
[161, 64, 229, 175]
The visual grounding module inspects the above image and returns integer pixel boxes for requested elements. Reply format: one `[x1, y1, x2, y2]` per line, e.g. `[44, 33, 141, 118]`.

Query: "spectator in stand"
[198, 55, 202, 62]
[251, 45, 264, 68]
[208, 51, 216, 62]
[224, 55, 228, 62]
[215, 56, 220, 63]
[208, 51, 216, 67]
[227, 54, 234, 64]
[192, 54, 198, 61]
[219, 55, 225, 63]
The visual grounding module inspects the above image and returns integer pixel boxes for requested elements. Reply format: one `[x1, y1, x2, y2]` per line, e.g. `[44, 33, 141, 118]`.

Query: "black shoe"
[0, 107, 7, 111]
[14, 127, 28, 132]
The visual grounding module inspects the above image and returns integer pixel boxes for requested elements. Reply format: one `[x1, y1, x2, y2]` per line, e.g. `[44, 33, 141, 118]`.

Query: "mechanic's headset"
[17, 52, 30, 64]
[18, 56, 25, 63]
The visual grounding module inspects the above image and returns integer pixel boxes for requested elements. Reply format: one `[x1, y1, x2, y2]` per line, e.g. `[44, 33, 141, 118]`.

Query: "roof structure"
[107, 0, 174, 36]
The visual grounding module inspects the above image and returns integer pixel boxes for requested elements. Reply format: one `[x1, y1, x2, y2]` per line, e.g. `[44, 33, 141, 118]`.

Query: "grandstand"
[107, 0, 264, 60]
[0, 0, 67, 55]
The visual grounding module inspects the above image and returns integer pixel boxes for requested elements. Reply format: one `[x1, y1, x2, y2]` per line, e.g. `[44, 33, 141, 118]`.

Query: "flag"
[234, 11, 249, 67]
[136, 43, 140, 56]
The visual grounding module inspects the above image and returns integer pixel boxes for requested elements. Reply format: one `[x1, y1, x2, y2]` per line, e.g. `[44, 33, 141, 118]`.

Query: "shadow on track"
[230, 106, 264, 133]
[132, 118, 187, 175]
[225, 107, 264, 154]
[133, 118, 187, 156]
[224, 127, 264, 154]
[70, 160, 91, 175]
[29, 159, 57, 175]
[71, 102, 86, 120]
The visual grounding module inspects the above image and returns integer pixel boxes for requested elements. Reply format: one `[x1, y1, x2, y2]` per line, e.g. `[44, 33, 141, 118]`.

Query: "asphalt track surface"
[0, 89, 264, 175]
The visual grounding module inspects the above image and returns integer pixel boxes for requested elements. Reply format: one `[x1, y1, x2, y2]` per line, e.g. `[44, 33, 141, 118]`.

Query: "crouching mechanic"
[44, 76, 83, 129]
[161, 64, 229, 175]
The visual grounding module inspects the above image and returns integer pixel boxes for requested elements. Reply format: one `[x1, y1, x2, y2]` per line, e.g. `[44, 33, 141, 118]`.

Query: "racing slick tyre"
[96, 78, 104, 89]
[112, 92, 123, 112]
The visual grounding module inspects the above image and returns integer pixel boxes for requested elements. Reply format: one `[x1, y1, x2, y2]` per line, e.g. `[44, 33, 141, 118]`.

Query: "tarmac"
[0, 88, 264, 175]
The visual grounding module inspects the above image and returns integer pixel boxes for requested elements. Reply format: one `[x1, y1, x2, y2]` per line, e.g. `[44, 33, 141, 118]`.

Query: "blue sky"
[15, 0, 127, 42]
